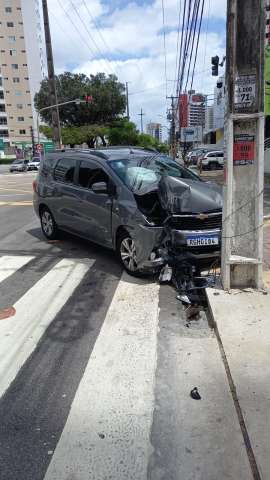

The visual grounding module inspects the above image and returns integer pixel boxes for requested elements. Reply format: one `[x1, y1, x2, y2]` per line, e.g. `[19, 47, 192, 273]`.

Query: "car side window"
[218, 153, 224, 157]
[78, 161, 109, 189]
[54, 157, 76, 184]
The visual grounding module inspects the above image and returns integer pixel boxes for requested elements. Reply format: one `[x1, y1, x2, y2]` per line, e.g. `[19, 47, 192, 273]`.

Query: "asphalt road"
[0, 169, 266, 480]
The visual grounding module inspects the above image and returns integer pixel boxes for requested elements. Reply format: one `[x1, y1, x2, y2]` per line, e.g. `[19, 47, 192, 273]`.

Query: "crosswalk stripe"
[0, 257, 94, 400]
[44, 273, 160, 480]
[0, 255, 34, 283]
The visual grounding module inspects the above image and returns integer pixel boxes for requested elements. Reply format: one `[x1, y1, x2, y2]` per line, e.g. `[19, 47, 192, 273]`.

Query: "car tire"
[209, 162, 218, 170]
[40, 207, 58, 240]
[116, 231, 144, 277]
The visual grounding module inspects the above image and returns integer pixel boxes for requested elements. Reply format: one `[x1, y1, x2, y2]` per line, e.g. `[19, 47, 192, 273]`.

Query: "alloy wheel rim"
[120, 237, 138, 272]
[42, 211, 53, 236]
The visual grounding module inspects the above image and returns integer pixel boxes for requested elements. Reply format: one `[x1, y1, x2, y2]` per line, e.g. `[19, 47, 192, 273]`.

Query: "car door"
[52, 156, 80, 232]
[73, 160, 114, 248]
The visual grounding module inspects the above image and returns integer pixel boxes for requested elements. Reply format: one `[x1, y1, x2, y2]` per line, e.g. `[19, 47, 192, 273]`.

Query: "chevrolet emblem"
[197, 213, 209, 220]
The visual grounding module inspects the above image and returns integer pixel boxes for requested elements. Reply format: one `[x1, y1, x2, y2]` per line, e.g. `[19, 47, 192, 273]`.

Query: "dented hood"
[158, 176, 223, 214]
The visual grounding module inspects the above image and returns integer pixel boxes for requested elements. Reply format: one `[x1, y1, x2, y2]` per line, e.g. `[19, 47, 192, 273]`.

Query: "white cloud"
[47, 0, 226, 131]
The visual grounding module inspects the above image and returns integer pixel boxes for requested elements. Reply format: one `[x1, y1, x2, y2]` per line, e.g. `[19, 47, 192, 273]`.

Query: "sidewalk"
[206, 226, 270, 479]
[263, 221, 270, 287]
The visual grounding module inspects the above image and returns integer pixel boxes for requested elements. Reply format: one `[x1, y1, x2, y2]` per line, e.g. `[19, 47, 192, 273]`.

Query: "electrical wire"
[202, 0, 211, 91]
[68, 0, 114, 75]
[174, 0, 183, 94]
[177, 0, 199, 95]
[161, 0, 168, 99]
[184, 0, 200, 91]
[176, 0, 187, 97]
[190, 0, 205, 91]
[56, 0, 98, 61]
[81, 0, 112, 57]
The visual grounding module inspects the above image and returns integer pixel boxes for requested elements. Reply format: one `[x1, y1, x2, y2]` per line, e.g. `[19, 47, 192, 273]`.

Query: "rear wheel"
[40, 207, 58, 240]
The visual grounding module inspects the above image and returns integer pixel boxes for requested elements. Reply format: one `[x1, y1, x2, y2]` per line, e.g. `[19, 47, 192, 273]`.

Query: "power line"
[202, 0, 211, 90]
[68, 0, 114, 75]
[56, 0, 98, 60]
[181, 0, 200, 92]
[184, 0, 200, 91]
[174, 0, 183, 94]
[81, 0, 112, 57]
[161, 0, 168, 99]
[81, 0, 143, 79]
[177, 0, 195, 95]
[190, 0, 205, 90]
[176, 0, 187, 96]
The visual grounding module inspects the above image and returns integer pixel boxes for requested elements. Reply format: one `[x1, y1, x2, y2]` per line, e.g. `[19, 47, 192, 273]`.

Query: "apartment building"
[146, 122, 162, 142]
[0, 0, 46, 146]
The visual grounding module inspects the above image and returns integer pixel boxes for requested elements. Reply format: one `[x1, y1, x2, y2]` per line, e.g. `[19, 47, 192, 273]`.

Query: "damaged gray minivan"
[33, 148, 223, 275]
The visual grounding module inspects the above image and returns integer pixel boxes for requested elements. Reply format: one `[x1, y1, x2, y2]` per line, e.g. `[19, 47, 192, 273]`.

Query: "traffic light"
[84, 94, 93, 103]
[79, 94, 93, 104]
[211, 56, 219, 76]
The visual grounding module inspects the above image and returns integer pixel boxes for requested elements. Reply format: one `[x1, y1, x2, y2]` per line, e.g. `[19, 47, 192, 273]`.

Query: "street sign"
[180, 126, 203, 143]
[234, 74, 256, 110]
[233, 134, 255, 165]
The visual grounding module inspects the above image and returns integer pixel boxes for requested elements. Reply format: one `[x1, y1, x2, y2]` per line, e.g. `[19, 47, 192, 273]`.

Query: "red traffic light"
[85, 95, 93, 103]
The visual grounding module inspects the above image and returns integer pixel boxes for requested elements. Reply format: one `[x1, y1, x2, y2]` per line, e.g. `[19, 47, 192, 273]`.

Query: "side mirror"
[91, 181, 108, 194]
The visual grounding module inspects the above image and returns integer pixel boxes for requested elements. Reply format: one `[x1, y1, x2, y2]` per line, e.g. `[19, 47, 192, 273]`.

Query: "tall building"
[0, 0, 46, 147]
[188, 92, 206, 127]
[146, 122, 162, 142]
[213, 76, 225, 130]
[178, 91, 206, 129]
[205, 105, 214, 132]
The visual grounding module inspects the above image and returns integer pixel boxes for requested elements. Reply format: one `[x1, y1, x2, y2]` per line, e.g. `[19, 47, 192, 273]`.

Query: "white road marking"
[44, 273, 160, 480]
[0, 255, 34, 283]
[0, 193, 31, 197]
[0, 258, 94, 399]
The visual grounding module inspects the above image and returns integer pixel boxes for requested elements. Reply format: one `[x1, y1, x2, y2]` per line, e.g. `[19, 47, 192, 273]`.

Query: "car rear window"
[54, 157, 76, 183]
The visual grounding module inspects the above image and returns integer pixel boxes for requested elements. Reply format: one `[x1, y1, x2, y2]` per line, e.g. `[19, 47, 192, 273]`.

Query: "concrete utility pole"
[42, 0, 62, 148]
[167, 96, 178, 159]
[126, 82, 130, 121]
[221, 0, 265, 289]
[30, 126, 35, 156]
[138, 108, 145, 133]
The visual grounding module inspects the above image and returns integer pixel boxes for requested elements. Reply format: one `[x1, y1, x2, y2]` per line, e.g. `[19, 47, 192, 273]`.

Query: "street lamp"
[36, 98, 86, 146]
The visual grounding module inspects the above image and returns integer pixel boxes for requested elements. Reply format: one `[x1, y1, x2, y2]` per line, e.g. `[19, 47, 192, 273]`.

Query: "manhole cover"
[0, 307, 16, 320]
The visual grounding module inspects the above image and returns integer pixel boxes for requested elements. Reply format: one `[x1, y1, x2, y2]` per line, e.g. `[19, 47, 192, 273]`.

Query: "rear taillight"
[32, 180, 37, 193]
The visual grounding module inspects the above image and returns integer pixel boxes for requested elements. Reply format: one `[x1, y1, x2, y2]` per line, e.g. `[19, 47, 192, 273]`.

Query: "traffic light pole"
[221, 0, 265, 289]
[37, 99, 85, 145]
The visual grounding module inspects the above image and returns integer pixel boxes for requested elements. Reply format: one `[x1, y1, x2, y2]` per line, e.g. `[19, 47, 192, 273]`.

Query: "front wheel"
[117, 232, 142, 276]
[40, 207, 58, 240]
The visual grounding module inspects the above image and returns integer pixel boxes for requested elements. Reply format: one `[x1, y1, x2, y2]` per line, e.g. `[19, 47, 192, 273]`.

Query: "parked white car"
[27, 157, 40, 171]
[198, 151, 224, 171]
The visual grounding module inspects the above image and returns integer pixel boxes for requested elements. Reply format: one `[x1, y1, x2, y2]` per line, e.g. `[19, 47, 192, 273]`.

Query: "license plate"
[187, 235, 219, 246]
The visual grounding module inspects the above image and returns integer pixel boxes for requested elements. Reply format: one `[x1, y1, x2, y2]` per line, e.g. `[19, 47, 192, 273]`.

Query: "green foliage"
[35, 72, 126, 127]
[40, 119, 169, 153]
[107, 119, 139, 146]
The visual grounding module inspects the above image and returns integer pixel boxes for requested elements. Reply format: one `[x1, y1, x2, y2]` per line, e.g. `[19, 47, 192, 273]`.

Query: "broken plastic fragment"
[159, 264, 173, 283]
[177, 294, 191, 305]
[190, 387, 201, 400]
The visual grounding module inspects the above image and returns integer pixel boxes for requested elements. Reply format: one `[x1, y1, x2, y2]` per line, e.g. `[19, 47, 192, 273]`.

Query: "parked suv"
[33, 148, 222, 275]
[198, 151, 224, 171]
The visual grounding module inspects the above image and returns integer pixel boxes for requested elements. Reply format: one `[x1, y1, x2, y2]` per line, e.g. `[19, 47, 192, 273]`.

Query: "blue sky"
[48, 0, 227, 130]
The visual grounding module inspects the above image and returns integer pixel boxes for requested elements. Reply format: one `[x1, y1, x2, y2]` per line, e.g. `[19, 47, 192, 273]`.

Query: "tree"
[39, 124, 108, 148]
[108, 119, 139, 146]
[35, 72, 126, 127]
